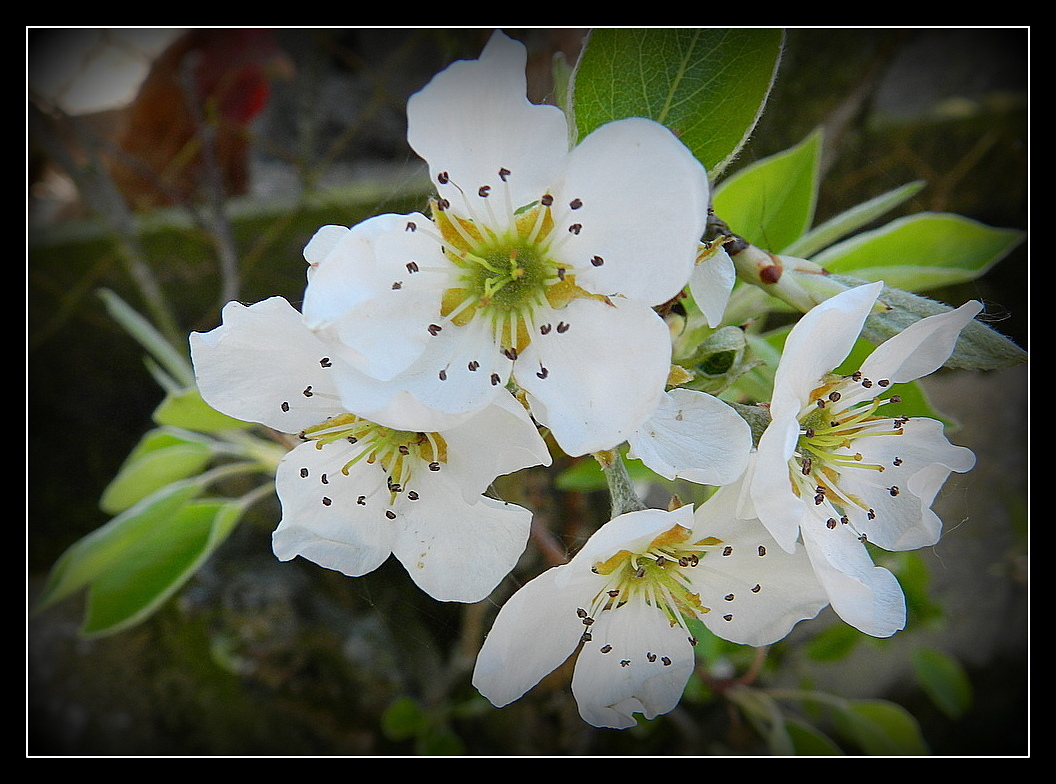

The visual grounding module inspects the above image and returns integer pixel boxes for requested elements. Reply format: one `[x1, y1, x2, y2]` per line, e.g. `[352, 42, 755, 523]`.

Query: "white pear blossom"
[189, 296, 552, 603]
[301, 31, 710, 456]
[748, 281, 980, 637]
[472, 487, 828, 729]
[626, 386, 752, 486]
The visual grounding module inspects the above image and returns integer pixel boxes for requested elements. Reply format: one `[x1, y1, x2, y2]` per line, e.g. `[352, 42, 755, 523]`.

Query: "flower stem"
[594, 449, 647, 517]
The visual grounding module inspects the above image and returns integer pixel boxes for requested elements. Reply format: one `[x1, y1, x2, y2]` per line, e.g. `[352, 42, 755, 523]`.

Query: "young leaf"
[570, 28, 783, 177]
[153, 386, 255, 433]
[80, 498, 245, 636]
[784, 180, 927, 259]
[711, 129, 822, 253]
[34, 482, 203, 614]
[814, 212, 1025, 292]
[99, 428, 213, 514]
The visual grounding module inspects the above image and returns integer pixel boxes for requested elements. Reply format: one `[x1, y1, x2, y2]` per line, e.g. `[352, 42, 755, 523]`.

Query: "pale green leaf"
[34, 482, 203, 614]
[99, 428, 213, 514]
[571, 28, 783, 177]
[153, 386, 254, 433]
[712, 129, 822, 253]
[814, 212, 1025, 292]
[784, 180, 927, 259]
[80, 499, 245, 636]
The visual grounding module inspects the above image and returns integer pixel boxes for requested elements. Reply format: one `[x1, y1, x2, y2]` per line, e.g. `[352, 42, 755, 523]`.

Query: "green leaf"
[80, 498, 245, 636]
[712, 128, 822, 253]
[912, 648, 973, 719]
[814, 212, 1025, 292]
[99, 428, 214, 514]
[784, 180, 927, 259]
[153, 386, 254, 433]
[836, 699, 929, 755]
[571, 28, 783, 177]
[34, 481, 203, 614]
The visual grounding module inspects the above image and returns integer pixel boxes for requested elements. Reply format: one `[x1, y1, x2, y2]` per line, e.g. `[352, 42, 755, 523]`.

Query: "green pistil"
[432, 197, 598, 354]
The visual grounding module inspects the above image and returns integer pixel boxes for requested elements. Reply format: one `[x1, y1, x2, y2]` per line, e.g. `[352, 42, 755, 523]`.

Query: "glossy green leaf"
[34, 481, 203, 614]
[912, 648, 973, 719]
[153, 386, 254, 433]
[712, 129, 822, 253]
[80, 498, 245, 636]
[784, 180, 927, 259]
[814, 212, 1025, 292]
[571, 28, 783, 177]
[100, 428, 213, 514]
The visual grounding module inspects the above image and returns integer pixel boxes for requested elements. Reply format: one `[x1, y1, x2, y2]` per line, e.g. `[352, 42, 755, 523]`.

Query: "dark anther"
[758, 545, 767, 556]
[438, 171, 449, 184]
[303, 386, 313, 397]
[281, 401, 290, 412]
[569, 198, 582, 209]
[490, 373, 501, 386]
[322, 497, 332, 506]
[498, 168, 511, 181]
[405, 221, 417, 232]
[320, 357, 332, 367]
[299, 468, 309, 478]
[568, 223, 582, 235]
[407, 261, 420, 273]
[428, 324, 442, 335]
[386, 510, 397, 520]
[591, 255, 604, 266]
[540, 324, 552, 335]
[541, 193, 554, 206]
[556, 322, 569, 333]
[537, 366, 549, 379]
[478, 185, 490, 197]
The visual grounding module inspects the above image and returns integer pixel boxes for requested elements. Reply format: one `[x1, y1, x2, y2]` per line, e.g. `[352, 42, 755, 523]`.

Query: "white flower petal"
[518, 296, 670, 456]
[325, 315, 513, 433]
[406, 31, 569, 215]
[571, 597, 695, 729]
[690, 480, 829, 646]
[771, 281, 884, 416]
[834, 418, 975, 550]
[748, 418, 807, 553]
[391, 479, 533, 603]
[858, 299, 983, 385]
[271, 440, 396, 577]
[627, 388, 751, 486]
[441, 391, 551, 501]
[689, 246, 736, 328]
[472, 564, 602, 708]
[554, 117, 709, 307]
[302, 213, 449, 382]
[801, 516, 906, 638]
[189, 297, 347, 433]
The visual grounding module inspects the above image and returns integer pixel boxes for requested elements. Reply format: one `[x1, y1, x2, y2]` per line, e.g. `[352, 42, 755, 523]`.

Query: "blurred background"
[27, 28, 1027, 756]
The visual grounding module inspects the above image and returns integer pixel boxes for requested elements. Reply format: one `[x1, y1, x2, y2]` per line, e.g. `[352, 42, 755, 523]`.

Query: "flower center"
[300, 413, 447, 501]
[427, 171, 607, 356]
[581, 523, 722, 646]
[792, 372, 908, 519]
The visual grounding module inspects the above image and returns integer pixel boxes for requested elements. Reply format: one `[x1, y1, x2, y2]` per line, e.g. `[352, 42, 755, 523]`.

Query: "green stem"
[595, 449, 647, 518]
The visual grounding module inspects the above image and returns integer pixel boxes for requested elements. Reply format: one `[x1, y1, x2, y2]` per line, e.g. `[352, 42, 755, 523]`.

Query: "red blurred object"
[104, 28, 293, 211]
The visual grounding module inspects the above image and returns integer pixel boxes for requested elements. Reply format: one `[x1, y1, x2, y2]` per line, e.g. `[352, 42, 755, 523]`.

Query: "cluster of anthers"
[577, 523, 724, 665]
[792, 371, 910, 542]
[411, 167, 609, 363]
[297, 412, 448, 513]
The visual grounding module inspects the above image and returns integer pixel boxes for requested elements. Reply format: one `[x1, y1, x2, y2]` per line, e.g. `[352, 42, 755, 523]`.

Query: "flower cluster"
[189, 31, 983, 730]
